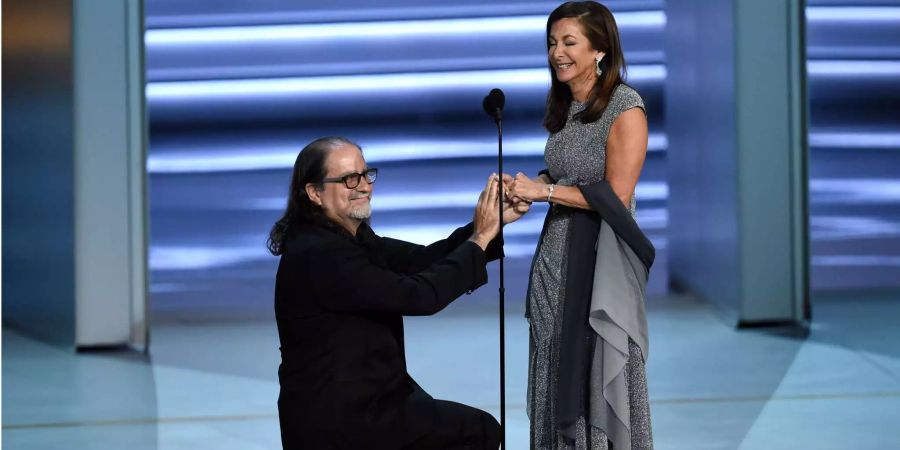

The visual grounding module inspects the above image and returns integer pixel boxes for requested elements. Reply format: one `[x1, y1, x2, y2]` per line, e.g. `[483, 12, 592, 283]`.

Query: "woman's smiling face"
[548, 17, 602, 90]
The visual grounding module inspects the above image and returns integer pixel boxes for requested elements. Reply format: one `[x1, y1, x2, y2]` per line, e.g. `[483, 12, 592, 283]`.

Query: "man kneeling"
[269, 137, 528, 449]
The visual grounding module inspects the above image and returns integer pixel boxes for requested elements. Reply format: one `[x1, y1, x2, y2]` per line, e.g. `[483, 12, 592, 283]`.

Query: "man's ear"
[305, 183, 323, 206]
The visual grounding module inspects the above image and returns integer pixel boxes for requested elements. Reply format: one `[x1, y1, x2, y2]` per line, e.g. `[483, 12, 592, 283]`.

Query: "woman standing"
[506, 2, 655, 449]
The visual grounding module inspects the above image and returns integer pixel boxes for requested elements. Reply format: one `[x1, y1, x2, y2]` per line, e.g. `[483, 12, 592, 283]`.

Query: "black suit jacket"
[275, 221, 499, 449]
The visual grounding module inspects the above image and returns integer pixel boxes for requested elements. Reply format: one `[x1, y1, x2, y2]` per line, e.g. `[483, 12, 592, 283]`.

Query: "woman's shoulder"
[606, 83, 645, 119]
[612, 83, 644, 106]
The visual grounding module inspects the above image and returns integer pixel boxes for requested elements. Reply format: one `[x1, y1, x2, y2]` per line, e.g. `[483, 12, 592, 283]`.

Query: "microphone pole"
[482, 88, 506, 450]
[497, 109, 506, 450]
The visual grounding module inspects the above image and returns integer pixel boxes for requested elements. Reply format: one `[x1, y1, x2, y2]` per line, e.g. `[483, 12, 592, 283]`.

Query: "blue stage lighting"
[806, 6, 900, 22]
[145, 11, 665, 47]
[146, 66, 666, 100]
[808, 60, 900, 77]
[147, 134, 668, 174]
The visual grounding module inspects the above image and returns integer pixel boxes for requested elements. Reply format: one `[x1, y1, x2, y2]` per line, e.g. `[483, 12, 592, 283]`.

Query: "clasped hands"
[502, 172, 551, 207]
[470, 172, 544, 249]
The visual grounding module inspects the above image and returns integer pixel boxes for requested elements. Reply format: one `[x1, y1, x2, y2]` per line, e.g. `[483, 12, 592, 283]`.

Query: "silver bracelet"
[547, 184, 555, 202]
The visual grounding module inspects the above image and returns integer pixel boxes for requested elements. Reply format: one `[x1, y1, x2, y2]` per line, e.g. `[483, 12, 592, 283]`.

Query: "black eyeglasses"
[321, 168, 378, 189]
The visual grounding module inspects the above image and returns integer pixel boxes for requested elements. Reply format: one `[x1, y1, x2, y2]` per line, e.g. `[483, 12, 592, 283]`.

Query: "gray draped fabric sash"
[586, 219, 649, 450]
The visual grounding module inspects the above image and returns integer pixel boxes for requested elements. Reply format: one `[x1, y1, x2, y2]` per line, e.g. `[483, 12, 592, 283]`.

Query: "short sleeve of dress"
[607, 84, 645, 122]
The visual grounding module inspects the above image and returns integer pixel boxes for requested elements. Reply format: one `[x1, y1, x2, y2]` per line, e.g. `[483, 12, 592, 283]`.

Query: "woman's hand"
[500, 173, 532, 223]
[470, 174, 501, 250]
[507, 172, 550, 203]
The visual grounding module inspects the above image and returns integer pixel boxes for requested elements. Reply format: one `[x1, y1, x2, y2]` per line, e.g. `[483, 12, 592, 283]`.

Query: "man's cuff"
[458, 222, 502, 262]
[464, 240, 489, 294]
[485, 233, 504, 262]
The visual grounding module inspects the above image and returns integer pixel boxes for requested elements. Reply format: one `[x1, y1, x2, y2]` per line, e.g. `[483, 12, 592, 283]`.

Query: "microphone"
[482, 88, 505, 122]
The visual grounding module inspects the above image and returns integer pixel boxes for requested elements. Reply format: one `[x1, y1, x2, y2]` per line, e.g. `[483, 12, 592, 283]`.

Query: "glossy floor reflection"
[5, 289, 900, 449]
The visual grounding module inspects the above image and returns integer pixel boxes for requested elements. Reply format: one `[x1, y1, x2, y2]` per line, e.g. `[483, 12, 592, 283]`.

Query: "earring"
[595, 54, 604, 76]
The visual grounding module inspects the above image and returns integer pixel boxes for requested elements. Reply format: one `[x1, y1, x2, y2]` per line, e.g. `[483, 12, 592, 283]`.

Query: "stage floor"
[5, 291, 900, 449]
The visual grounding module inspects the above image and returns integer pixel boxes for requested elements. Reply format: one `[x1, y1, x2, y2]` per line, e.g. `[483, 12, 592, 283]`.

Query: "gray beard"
[349, 203, 372, 220]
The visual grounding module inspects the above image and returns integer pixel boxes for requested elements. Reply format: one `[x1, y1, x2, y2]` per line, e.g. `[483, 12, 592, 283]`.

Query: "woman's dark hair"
[267, 136, 359, 256]
[543, 1, 627, 133]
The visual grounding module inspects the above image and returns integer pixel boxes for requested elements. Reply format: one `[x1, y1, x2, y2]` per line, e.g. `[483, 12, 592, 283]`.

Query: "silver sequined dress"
[526, 84, 653, 450]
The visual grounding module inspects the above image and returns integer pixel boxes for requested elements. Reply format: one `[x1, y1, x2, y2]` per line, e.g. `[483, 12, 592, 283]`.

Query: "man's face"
[311, 144, 372, 234]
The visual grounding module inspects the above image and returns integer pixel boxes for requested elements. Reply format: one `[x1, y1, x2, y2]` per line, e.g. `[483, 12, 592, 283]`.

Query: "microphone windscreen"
[482, 88, 506, 116]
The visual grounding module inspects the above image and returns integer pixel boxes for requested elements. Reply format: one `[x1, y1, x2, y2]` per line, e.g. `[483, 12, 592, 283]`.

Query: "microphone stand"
[492, 108, 506, 450]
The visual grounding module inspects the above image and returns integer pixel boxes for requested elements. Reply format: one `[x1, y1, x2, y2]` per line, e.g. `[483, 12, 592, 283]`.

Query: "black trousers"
[404, 400, 501, 450]
[279, 397, 499, 449]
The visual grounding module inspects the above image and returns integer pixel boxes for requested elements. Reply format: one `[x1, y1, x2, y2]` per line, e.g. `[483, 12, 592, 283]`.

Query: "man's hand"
[502, 193, 530, 224]
[469, 173, 501, 250]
